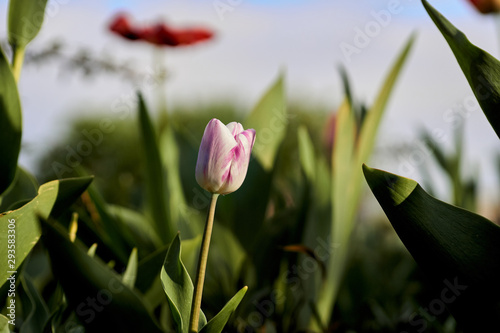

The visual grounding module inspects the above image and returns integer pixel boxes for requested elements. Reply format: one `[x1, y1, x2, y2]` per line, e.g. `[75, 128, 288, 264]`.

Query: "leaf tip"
[363, 165, 417, 207]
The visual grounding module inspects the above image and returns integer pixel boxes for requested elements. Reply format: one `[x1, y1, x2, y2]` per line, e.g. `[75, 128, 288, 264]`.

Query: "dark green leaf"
[20, 275, 49, 333]
[138, 93, 176, 243]
[363, 164, 500, 330]
[0, 167, 38, 212]
[423, 0, 500, 139]
[83, 178, 131, 264]
[0, 177, 92, 289]
[40, 217, 163, 332]
[199, 286, 247, 333]
[0, 47, 22, 195]
[160, 233, 206, 333]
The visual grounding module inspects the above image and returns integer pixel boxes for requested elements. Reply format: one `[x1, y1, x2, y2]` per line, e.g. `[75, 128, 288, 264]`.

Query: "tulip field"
[2, 0, 500, 332]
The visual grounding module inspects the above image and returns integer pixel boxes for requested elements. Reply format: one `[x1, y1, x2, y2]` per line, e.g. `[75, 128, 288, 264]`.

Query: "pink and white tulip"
[195, 118, 256, 195]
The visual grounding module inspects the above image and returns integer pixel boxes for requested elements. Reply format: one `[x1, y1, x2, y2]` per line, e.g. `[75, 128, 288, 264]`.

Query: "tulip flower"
[195, 118, 256, 195]
[189, 118, 254, 333]
[467, 0, 500, 13]
[108, 13, 214, 47]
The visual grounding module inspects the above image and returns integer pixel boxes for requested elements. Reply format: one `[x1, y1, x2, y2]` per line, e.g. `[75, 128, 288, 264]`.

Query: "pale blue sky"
[1, 0, 500, 212]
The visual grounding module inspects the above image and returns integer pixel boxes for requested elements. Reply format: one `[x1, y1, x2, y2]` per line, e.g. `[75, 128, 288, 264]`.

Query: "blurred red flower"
[467, 0, 500, 13]
[108, 14, 214, 47]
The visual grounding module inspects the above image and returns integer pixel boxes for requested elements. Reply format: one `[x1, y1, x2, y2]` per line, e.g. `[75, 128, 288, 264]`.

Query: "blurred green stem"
[189, 193, 219, 333]
[11, 46, 25, 82]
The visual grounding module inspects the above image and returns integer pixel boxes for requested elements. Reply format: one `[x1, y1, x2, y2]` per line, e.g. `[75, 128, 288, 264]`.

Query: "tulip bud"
[195, 118, 256, 195]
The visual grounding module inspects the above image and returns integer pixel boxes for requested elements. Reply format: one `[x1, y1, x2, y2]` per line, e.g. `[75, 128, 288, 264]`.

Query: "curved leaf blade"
[0, 314, 10, 333]
[160, 233, 206, 333]
[199, 286, 247, 333]
[245, 73, 287, 170]
[138, 93, 176, 243]
[0, 167, 38, 212]
[8, 0, 48, 49]
[363, 164, 500, 330]
[0, 177, 92, 289]
[40, 217, 163, 332]
[422, 0, 500, 139]
[0, 47, 22, 195]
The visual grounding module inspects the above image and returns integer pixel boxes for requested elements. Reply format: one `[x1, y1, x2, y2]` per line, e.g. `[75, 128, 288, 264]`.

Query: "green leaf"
[0, 314, 10, 333]
[8, 0, 48, 49]
[422, 0, 500, 139]
[160, 233, 206, 333]
[39, 217, 163, 332]
[245, 73, 287, 170]
[0, 47, 22, 195]
[83, 179, 132, 264]
[20, 275, 50, 333]
[199, 286, 247, 333]
[297, 126, 316, 183]
[108, 204, 162, 254]
[0, 167, 38, 212]
[122, 248, 138, 289]
[159, 123, 195, 238]
[0, 177, 92, 289]
[363, 165, 500, 330]
[138, 93, 176, 243]
[315, 34, 415, 328]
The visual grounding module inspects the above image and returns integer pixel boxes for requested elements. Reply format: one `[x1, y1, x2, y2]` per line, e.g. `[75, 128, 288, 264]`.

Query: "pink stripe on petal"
[218, 128, 256, 195]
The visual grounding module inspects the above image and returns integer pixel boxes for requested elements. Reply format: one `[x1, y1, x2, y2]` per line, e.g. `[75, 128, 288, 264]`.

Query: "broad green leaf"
[137, 243, 170, 294]
[422, 0, 500, 139]
[20, 275, 50, 333]
[0, 177, 92, 289]
[138, 93, 175, 243]
[0, 47, 22, 195]
[83, 180, 131, 264]
[315, 35, 415, 328]
[0, 167, 38, 212]
[363, 165, 500, 330]
[108, 204, 162, 255]
[122, 248, 138, 288]
[160, 233, 206, 333]
[199, 286, 247, 333]
[245, 73, 287, 170]
[159, 124, 191, 236]
[8, 0, 48, 49]
[0, 314, 10, 333]
[297, 126, 316, 183]
[39, 217, 163, 332]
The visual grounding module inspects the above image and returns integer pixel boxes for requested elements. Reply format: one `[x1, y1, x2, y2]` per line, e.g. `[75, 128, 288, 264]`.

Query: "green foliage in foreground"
[4, 0, 499, 332]
[362, 1, 500, 332]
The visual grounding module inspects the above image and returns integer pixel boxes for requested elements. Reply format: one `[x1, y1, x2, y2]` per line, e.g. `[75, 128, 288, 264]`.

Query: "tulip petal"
[195, 119, 237, 193]
[219, 129, 256, 195]
[226, 122, 244, 137]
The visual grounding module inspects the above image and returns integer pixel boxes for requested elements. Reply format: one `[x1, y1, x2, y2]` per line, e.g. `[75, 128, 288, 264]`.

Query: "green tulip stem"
[189, 193, 219, 333]
[11, 46, 25, 83]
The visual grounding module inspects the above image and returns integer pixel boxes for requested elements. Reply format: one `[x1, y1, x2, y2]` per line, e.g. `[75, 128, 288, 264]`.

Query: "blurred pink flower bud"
[195, 119, 256, 195]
